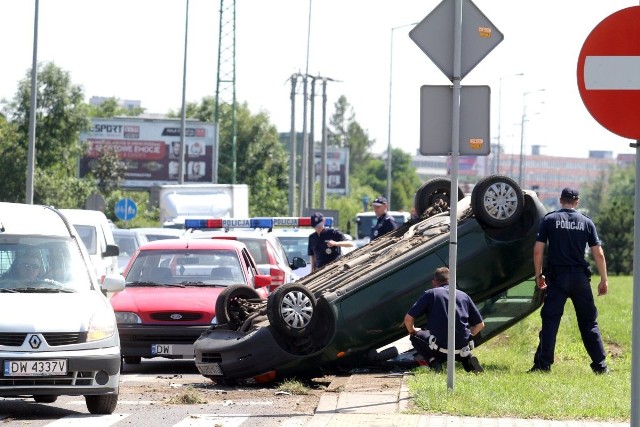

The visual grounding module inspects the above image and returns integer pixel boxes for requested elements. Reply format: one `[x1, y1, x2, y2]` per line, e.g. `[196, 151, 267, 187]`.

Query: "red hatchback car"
[110, 238, 271, 365]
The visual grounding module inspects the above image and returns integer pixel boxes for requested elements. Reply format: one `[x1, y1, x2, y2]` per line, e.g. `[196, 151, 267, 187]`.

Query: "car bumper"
[117, 324, 210, 359]
[194, 326, 298, 381]
[0, 346, 120, 397]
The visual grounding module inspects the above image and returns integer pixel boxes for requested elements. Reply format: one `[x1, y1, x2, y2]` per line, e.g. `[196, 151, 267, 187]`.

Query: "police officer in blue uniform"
[404, 267, 485, 373]
[308, 213, 354, 272]
[370, 196, 398, 240]
[531, 187, 609, 374]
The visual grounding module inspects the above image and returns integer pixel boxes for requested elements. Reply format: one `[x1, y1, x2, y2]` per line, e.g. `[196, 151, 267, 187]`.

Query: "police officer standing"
[404, 267, 485, 373]
[531, 187, 609, 374]
[370, 196, 398, 240]
[308, 213, 354, 273]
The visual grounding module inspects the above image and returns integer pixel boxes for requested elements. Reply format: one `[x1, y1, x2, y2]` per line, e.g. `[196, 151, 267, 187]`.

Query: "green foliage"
[176, 97, 290, 217]
[92, 146, 126, 196]
[408, 276, 631, 421]
[0, 62, 91, 203]
[329, 96, 374, 177]
[34, 168, 96, 209]
[584, 164, 635, 275]
[87, 97, 145, 117]
[107, 190, 159, 228]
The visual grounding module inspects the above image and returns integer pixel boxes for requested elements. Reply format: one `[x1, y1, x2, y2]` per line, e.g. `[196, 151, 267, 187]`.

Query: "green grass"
[407, 275, 631, 422]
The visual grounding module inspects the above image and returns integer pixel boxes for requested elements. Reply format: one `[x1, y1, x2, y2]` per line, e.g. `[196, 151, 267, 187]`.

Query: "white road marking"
[173, 414, 249, 426]
[585, 56, 640, 89]
[44, 413, 129, 426]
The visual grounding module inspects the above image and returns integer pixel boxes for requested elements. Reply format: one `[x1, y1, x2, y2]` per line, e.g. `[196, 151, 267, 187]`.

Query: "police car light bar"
[185, 217, 334, 230]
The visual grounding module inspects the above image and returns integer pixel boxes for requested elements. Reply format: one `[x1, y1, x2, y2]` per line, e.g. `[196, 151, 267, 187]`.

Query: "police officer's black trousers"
[533, 271, 607, 371]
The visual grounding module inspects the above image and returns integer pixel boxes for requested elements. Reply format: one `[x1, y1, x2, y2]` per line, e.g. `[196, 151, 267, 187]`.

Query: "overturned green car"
[194, 175, 546, 383]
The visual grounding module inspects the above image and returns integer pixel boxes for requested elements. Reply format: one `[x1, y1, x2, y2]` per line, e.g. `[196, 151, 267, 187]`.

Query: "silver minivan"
[0, 203, 125, 414]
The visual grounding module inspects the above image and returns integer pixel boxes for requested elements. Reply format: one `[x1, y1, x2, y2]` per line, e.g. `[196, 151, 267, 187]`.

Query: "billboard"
[314, 147, 349, 195]
[79, 118, 217, 188]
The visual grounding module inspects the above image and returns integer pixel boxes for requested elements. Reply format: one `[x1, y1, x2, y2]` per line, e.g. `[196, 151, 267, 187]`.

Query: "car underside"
[194, 175, 548, 384]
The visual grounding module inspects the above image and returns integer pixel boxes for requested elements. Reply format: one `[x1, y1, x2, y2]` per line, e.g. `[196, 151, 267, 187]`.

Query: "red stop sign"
[577, 6, 640, 140]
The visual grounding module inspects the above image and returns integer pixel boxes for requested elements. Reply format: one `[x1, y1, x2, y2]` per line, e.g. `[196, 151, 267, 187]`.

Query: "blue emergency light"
[185, 216, 333, 230]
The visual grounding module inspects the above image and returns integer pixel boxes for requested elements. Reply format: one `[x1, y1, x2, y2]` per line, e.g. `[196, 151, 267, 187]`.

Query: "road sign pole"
[446, 0, 463, 391]
[632, 141, 640, 425]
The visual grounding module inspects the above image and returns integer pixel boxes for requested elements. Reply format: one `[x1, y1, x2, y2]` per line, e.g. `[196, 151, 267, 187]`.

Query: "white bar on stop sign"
[585, 56, 640, 90]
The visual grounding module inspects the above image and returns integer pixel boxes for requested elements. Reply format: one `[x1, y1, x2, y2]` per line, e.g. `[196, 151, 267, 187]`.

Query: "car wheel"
[215, 284, 261, 330]
[414, 177, 464, 216]
[33, 395, 58, 403]
[85, 394, 118, 414]
[267, 284, 318, 337]
[471, 175, 524, 228]
[123, 356, 141, 365]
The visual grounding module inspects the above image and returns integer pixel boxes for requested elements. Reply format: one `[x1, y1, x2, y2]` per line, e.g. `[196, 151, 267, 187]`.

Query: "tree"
[92, 146, 126, 196]
[591, 164, 635, 275]
[174, 97, 290, 216]
[87, 97, 145, 118]
[0, 62, 95, 204]
[329, 96, 375, 177]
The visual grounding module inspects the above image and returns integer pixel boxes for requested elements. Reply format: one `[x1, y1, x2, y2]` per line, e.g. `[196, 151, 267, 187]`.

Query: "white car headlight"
[114, 311, 142, 324]
[87, 310, 118, 342]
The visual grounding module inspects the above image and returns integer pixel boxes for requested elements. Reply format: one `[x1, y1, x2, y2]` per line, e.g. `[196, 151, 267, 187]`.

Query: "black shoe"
[593, 367, 610, 375]
[528, 365, 550, 373]
[467, 356, 484, 374]
[428, 358, 443, 372]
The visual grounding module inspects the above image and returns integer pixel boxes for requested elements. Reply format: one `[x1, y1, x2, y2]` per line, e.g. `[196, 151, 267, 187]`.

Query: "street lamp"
[387, 22, 418, 207]
[518, 89, 545, 187]
[496, 72, 524, 175]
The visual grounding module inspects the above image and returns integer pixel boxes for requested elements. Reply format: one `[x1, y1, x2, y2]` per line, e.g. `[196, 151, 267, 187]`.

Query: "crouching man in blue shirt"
[404, 267, 485, 373]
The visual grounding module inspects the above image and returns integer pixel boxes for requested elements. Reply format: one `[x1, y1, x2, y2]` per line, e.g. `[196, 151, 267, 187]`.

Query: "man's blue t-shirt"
[407, 285, 483, 349]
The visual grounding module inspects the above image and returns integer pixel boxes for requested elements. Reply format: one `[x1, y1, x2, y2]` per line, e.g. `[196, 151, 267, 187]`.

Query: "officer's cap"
[310, 212, 324, 227]
[560, 188, 579, 200]
[372, 196, 388, 206]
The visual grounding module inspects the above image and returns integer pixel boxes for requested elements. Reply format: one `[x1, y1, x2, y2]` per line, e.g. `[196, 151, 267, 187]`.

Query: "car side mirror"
[290, 256, 307, 270]
[103, 244, 119, 257]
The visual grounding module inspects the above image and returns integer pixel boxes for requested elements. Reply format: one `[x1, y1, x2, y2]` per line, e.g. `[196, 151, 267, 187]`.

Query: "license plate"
[198, 363, 222, 376]
[151, 344, 193, 357]
[4, 359, 68, 377]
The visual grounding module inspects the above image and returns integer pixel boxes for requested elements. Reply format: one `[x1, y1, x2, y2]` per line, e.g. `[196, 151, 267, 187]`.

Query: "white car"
[0, 202, 125, 414]
[129, 227, 185, 242]
[59, 209, 119, 285]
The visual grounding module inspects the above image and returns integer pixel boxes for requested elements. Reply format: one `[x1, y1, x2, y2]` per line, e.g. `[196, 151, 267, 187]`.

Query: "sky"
[2, 0, 639, 160]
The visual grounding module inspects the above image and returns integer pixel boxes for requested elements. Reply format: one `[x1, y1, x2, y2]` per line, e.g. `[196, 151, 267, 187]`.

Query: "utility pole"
[289, 74, 299, 216]
[214, 0, 237, 184]
[307, 75, 317, 208]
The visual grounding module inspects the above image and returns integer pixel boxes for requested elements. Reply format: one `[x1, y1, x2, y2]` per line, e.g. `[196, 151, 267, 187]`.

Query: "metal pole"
[26, 0, 39, 204]
[387, 22, 418, 207]
[320, 78, 328, 209]
[300, 75, 309, 215]
[631, 139, 640, 425]
[496, 73, 523, 175]
[289, 74, 298, 216]
[519, 89, 544, 187]
[447, 0, 463, 390]
[178, 0, 189, 185]
[308, 75, 317, 208]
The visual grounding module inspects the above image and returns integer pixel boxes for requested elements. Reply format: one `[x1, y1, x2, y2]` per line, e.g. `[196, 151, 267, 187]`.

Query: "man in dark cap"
[530, 187, 609, 374]
[404, 266, 485, 373]
[370, 196, 398, 241]
[307, 212, 353, 272]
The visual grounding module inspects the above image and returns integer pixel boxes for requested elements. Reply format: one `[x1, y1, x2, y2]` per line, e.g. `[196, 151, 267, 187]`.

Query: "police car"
[185, 217, 314, 290]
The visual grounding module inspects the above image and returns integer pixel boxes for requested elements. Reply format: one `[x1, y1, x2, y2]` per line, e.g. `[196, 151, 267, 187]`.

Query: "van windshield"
[72, 224, 98, 255]
[0, 236, 93, 292]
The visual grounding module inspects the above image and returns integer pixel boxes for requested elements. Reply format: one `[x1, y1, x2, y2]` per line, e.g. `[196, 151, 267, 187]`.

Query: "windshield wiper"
[126, 281, 185, 288]
[11, 287, 71, 293]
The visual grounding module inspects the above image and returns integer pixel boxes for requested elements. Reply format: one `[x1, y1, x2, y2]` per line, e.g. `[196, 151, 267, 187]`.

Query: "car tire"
[414, 177, 464, 216]
[85, 394, 118, 414]
[123, 356, 141, 365]
[471, 175, 524, 228]
[33, 395, 58, 403]
[216, 284, 261, 330]
[267, 284, 318, 337]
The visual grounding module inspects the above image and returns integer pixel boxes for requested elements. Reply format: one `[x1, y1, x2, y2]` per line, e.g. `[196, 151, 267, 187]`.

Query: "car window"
[125, 249, 244, 285]
[73, 224, 97, 254]
[114, 235, 137, 256]
[277, 236, 311, 263]
[0, 237, 93, 291]
[236, 238, 269, 265]
[269, 239, 289, 265]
